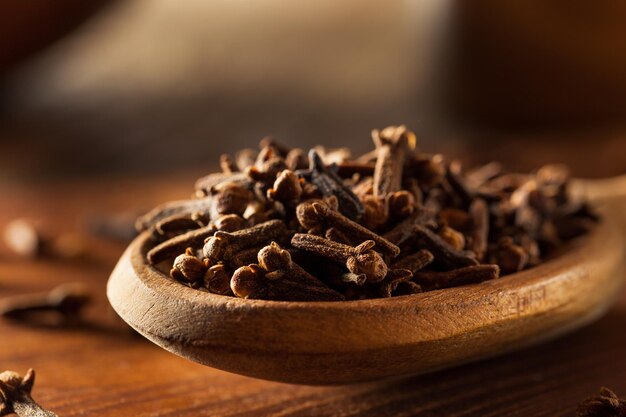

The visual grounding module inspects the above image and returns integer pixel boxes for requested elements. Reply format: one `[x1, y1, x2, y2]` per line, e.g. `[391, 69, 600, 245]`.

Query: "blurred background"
[0, 0, 625, 181]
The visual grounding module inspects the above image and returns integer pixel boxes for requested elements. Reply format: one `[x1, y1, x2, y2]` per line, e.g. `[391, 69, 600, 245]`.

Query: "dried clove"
[291, 234, 388, 283]
[147, 225, 216, 265]
[0, 369, 57, 417]
[203, 264, 232, 295]
[136, 197, 213, 232]
[219, 154, 238, 174]
[383, 207, 437, 247]
[414, 264, 500, 291]
[140, 124, 598, 301]
[170, 248, 208, 282]
[0, 283, 90, 324]
[211, 214, 248, 232]
[360, 195, 388, 230]
[299, 150, 364, 221]
[154, 213, 206, 238]
[468, 198, 489, 261]
[413, 224, 478, 269]
[203, 219, 289, 262]
[391, 249, 434, 274]
[492, 237, 529, 274]
[387, 190, 415, 220]
[210, 182, 253, 218]
[267, 170, 303, 204]
[576, 387, 626, 417]
[371, 125, 412, 197]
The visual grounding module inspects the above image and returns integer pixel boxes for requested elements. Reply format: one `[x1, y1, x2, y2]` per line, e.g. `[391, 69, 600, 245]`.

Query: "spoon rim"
[133, 224, 598, 310]
[108, 217, 625, 384]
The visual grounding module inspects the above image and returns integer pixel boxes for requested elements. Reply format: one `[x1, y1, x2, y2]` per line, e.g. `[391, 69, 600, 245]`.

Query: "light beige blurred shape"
[17, 0, 448, 107]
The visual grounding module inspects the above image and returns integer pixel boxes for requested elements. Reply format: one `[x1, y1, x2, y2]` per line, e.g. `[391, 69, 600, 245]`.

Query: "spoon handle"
[573, 175, 626, 203]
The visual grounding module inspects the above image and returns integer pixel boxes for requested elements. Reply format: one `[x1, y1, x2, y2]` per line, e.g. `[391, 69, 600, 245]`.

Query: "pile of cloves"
[137, 125, 598, 301]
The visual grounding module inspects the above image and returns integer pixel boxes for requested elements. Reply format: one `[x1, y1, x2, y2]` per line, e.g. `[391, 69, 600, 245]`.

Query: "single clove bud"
[391, 249, 434, 274]
[359, 195, 388, 231]
[371, 125, 413, 198]
[291, 234, 388, 283]
[170, 248, 209, 283]
[219, 154, 239, 174]
[147, 225, 216, 265]
[266, 170, 303, 204]
[135, 197, 213, 232]
[153, 213, 206, 239]
[0, 283, 90, 324]
[576, 387, 626, 417]
[203, 264, 232, 295]
[468, 198, 489, 261]
[382, 207, 437, 247]
[211, 214, 248, 233]
[414, 264, 500, 291]
[203, 219, 289, 262]
[299, 150, 364, 221]
[492, 237, 529, 274]
[0, 369, 57, 417]
[413, 224, 478, 269]
[387, 190, 415, 220]
[438, 226, 466, 251]
[209, 182, 253, 218]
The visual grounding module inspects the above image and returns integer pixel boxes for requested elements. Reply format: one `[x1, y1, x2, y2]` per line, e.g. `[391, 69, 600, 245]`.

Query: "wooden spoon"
[107, 177, 626, 385]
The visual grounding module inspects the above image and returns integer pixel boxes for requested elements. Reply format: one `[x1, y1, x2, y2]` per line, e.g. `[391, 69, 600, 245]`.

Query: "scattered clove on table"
[0, 369, 58, 417]
[3, 219, 90, 262]
[576, 387, 626, 417]
[136, 125, 598, 301]
[0, 283, 91, 324]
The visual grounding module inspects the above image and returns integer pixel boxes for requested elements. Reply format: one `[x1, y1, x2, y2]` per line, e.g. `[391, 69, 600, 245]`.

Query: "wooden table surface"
[1, 174, 625, 417]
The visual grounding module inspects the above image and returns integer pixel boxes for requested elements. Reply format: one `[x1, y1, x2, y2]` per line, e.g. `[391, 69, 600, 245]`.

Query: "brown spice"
[414, 264, 500, 291]
[468, 198, 489, 261]
[147, 225, 216, 265]
[136, 197, 214, 232]
[0, 369, 58, 417]
[0, 283, 90, 324]
[391, 249, 434, 274]
[138, 124, 598, 301]
[219, 154, 238, 174]
[267, 170, 303, 204]
[301, 150, 364, 221]
[210, 182, 252, 218]
[203, 264, 232, 295]
[371, 125, 412, 197]
[577, 387, 626, 417]
[170, 248, 208, 282]
[413, 224, 478, 269]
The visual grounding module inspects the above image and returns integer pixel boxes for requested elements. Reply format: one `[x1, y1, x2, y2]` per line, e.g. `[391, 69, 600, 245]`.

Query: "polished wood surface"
[108, 213, 624, 385]
[1, 175, 626, 415]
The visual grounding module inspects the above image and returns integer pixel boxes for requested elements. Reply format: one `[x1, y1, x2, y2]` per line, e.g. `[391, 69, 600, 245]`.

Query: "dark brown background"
[0, 1, 625, 415]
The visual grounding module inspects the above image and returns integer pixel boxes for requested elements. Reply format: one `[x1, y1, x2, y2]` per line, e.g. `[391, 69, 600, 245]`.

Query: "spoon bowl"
[107, 186, 625, 384]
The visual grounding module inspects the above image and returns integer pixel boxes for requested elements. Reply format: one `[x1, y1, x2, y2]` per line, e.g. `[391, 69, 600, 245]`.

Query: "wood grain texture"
[0, 175, 625, 415]
[107, 208, 625, 385]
